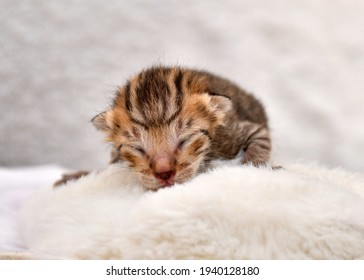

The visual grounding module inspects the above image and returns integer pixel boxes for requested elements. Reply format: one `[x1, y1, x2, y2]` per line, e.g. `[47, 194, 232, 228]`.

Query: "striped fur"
[92, 66, 271, 190]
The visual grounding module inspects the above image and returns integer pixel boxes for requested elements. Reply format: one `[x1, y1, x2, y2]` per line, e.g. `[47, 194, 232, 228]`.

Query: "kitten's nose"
[155, 170, 176, 180]
[153, 156, 175, 181]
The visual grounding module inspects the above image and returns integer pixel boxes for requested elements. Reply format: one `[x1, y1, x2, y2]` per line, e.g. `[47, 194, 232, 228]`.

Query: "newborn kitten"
[94, 66, 271, 190]
[55, 66, 272, 190]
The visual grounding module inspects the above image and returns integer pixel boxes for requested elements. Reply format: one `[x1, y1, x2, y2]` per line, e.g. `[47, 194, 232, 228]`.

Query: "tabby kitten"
[90, 66, 271, 190]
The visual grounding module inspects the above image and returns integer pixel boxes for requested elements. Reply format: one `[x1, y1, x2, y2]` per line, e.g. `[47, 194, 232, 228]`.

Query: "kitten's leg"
[53, 170, 90, 187]
[240, 121, 271, 166]
[53, 146, 123, 188]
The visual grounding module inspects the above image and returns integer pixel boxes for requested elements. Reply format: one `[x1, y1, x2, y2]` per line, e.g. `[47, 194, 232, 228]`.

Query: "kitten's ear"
[91, 111, 110, 132]
[208, 93, 232, 112]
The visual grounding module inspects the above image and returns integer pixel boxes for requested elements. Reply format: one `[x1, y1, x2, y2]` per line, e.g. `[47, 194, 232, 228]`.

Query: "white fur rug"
[19, 162, 364, 259]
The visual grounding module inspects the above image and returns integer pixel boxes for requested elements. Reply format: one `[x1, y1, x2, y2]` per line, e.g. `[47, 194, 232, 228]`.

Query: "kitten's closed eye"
[177, 129, 209, 151]
[133, 146, 146, 155]
[177, 139, 187, 149]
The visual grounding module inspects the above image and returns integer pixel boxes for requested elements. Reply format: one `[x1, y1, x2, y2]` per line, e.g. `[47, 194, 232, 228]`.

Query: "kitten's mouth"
[159, 179, 175, 188]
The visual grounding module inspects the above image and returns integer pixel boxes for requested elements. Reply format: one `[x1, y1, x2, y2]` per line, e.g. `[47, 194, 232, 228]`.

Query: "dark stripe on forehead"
[124, 82, 132, 112]
[174, 70, 184, 109]
[165, 107, 182, 125]
[137, 69, 170, 120]
[130, 117, 149, 129]
[160, 73, 169, 121]
[161, 67, 173, 116]
[135, 72, 150, 120]
[136, 69, 152, 97]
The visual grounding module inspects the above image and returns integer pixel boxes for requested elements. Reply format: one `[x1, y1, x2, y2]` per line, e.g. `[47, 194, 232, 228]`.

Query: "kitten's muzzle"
[152, 155, 176, 185]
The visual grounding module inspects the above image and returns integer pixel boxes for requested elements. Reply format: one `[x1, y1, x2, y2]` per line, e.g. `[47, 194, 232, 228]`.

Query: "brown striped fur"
[89, 66, 272, 190]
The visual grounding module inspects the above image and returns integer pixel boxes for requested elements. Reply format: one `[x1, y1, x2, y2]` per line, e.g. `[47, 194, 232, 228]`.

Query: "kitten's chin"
[139, 176, 169, 191]
[140, 167, 197, 191]
[141, 179, 177, 191]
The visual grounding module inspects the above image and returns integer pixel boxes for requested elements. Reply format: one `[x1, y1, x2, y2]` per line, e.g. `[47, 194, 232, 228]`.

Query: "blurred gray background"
[1, 0, 363, 172]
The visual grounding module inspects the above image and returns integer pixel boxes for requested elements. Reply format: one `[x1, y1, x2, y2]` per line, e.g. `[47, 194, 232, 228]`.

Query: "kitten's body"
[189, 69, 270, 164]
[56, 66, 271, 190]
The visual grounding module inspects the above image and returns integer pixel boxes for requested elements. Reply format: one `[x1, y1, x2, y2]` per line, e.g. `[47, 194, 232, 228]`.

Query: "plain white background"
[1, 0, 363, 172]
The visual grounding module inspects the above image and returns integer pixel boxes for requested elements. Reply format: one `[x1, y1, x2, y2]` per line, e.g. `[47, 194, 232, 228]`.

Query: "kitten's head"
[92, 67, 231, 190]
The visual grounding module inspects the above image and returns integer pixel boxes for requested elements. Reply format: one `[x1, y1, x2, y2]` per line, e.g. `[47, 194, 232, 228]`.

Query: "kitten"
[55, 66, 272, 190]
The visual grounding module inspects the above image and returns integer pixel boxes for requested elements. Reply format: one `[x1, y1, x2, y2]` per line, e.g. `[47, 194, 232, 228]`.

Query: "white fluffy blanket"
[19, 163, 364, 259]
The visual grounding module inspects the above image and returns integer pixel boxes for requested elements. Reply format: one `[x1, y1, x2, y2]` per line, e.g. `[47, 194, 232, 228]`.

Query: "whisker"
[110, 167, 134, 170]
[106, 169, 140, 177]
[109, 169, 137, 173]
